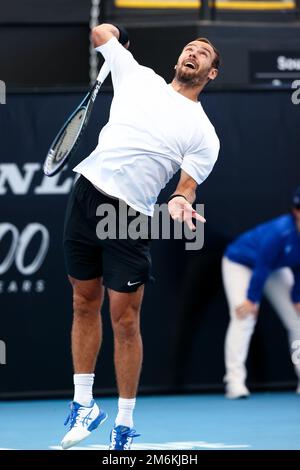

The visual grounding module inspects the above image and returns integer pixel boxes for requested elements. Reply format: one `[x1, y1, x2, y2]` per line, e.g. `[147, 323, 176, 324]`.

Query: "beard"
[175, 65, 210, 87]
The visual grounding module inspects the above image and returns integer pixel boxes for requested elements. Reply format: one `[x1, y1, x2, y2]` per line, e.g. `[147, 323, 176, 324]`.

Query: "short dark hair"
[195, 37, 220, 70]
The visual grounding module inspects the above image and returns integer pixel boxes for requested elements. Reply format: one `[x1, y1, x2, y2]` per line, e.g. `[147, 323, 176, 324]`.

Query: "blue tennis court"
[0, 392, 299, 450]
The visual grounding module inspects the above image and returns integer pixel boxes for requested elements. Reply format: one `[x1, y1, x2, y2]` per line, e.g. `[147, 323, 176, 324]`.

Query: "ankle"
[115, 397, 136, 428]
[73, 373, 95, 406]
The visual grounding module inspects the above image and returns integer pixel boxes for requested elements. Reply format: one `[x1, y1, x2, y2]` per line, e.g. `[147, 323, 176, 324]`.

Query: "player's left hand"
[168, 196, 206, 231]
[236, 299, 259, 318]
[294, 303, 300, 315]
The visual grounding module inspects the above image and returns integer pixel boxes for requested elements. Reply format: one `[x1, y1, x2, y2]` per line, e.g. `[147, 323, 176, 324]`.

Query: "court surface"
[0, 392, 299, 450]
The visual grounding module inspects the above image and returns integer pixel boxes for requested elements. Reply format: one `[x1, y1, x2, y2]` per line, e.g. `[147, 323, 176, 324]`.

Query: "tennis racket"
[43, 62, 110, 177]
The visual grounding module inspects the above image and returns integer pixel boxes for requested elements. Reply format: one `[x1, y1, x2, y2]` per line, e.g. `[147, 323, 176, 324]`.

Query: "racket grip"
[97, 62, 110, 84]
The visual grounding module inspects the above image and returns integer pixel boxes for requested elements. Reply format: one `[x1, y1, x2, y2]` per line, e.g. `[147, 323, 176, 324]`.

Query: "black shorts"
[63, 176, 153, 292]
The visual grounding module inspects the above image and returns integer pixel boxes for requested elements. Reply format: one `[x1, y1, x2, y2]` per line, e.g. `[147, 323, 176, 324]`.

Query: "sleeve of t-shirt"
[291, 266, 300, 303]
[180, 133, 220, 184]
[95, 37, 141, 89]
[247, 231, 282, 303]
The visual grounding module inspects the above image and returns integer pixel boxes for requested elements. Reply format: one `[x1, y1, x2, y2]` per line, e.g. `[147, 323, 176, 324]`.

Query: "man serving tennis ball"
[61, 23, 220, 450]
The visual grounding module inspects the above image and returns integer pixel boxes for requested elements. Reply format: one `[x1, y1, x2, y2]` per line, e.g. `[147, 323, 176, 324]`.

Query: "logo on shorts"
[127, 281, 141, 286]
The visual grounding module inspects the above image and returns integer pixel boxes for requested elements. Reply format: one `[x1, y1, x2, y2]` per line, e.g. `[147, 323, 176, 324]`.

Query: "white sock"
[115, 397, 136, 428]
[73, 373, 95, 407]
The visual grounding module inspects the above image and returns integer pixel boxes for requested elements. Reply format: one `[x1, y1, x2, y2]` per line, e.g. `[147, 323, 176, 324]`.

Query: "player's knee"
[111, 308, 140, 340]
[73, 290, 101, 317]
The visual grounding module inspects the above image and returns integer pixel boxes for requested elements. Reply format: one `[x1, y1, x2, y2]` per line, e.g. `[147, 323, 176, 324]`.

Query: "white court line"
[49, 440, 250, 451]
[50, 445, 105, 450]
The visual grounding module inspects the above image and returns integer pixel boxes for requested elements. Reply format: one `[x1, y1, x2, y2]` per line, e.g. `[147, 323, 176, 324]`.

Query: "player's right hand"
[168, 197, 206, 231]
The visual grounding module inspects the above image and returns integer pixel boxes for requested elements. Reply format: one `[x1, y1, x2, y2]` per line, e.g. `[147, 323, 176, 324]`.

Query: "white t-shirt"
[73, 37, 220, 216]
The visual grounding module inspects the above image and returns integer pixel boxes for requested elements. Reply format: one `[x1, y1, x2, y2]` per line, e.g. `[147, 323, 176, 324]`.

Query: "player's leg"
[109, 286, 144, 400]
[222, 256, 257, 398]
[107, 286, 144, 450]
[99, 196, 152, 449]
[101, 235, 151, 449]
[61, 276, 108, 450]
[69, 276, 104, 406]
[70, 276, 103, 388]
[264, 268, 300, 392]
[61, 177, 108, 449]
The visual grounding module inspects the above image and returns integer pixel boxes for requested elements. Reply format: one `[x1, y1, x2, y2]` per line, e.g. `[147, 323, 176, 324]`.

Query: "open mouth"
[184, 61, 197, 70]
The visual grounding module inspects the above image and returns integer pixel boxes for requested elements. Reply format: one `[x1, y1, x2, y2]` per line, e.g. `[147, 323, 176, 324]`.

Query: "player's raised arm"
[92, 23, 129, 48]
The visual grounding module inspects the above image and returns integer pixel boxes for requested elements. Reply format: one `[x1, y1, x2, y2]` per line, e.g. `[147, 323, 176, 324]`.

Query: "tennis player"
[61, 23, 220, 450]
[223, 187, 300, 399]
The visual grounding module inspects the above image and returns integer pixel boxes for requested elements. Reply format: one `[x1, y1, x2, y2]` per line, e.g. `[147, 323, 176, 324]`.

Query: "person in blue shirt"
[222, 187, 300, 399]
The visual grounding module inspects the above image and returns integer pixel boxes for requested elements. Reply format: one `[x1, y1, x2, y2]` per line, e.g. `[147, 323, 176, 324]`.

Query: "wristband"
[114, 24, 129, 46]
[167, 194, 188, 203]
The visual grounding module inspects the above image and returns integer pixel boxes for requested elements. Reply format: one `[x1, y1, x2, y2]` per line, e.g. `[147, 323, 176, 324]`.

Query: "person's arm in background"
[236, 231, 282, 318]
[291, 265, 300, 315]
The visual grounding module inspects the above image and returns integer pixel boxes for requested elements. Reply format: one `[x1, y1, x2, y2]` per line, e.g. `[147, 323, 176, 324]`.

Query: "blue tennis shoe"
[109, 425, 140, 450]
[61, 400, 107, 449]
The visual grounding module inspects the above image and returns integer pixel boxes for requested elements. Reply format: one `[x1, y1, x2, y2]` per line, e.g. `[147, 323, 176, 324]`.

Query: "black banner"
[250, 50, 300, 86]
[0, 90, 300, 397]
[1, 450, 300, 465]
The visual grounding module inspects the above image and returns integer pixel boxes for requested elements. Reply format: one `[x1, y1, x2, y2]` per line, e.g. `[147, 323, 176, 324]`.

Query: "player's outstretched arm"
[167, 170, 206, 231]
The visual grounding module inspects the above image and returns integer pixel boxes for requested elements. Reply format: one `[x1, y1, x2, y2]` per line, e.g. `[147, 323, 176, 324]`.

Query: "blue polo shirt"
[225, 214, 300, 303]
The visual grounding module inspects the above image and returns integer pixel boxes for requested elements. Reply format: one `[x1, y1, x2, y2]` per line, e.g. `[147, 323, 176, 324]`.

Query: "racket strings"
[52, 108, 86, 163]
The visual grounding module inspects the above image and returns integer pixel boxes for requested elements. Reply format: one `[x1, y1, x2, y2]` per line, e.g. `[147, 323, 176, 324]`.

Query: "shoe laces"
[110, 426, 140, 449]
[64, 402, 89, 430]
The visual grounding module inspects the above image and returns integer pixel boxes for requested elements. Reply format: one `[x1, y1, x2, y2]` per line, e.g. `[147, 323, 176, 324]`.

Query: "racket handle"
[96, 62, 110, 84]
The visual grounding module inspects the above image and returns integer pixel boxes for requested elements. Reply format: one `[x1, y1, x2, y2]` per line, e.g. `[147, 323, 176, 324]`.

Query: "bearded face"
[175, 41, 217, 86]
